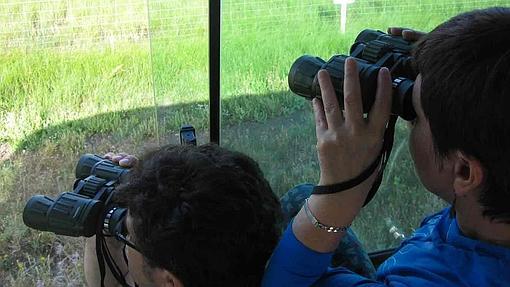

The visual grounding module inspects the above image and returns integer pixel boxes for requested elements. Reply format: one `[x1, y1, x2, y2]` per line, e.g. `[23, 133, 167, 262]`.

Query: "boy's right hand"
[104, 152, 138, 168]
[388, 27, 426, 42]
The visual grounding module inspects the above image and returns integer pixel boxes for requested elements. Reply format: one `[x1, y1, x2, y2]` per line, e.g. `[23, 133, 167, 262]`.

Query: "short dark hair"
[414, 7, 510, 222]
[115, 144, 281, 286]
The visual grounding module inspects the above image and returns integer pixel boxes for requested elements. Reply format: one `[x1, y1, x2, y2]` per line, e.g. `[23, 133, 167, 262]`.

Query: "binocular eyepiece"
[288, 29, 417, 121]
[23, 154, 129, 237]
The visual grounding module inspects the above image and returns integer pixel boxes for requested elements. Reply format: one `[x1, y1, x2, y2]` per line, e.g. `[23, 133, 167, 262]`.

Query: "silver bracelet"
[303, 198, 350, 233]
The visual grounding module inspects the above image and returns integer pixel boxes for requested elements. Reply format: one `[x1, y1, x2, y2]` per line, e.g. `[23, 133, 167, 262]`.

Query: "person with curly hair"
[84, 144, 281, 287]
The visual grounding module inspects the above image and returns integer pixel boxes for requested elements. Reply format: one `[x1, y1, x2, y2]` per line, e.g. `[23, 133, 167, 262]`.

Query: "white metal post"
[333, 0, 355, 34]
[341, 3, 348, 33]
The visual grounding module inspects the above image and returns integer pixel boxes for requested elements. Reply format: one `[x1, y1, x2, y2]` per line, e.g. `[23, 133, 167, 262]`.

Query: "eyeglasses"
[115, 232, 141, 253]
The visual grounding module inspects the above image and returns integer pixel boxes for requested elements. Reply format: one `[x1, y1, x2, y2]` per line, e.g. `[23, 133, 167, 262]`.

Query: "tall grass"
[1, 0, 509, 285]
[1, 46, 154, 148]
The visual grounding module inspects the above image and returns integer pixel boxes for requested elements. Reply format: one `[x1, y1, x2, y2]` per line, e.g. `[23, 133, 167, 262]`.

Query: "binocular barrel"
[288, 55, 378, 111]
[23, 154, 130, 237]
[288, 29, 417, 121]
[76, 154, 130, 181]
[288, 55, 416, 121]
[355, 29, 413, 54]
[23, 192, 103, 237]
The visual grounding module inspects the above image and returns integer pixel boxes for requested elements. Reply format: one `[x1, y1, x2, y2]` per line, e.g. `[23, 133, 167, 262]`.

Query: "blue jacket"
[262, 208, 510, 286]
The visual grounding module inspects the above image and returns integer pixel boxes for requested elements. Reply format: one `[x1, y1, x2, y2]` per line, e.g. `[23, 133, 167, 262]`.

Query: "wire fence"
[1, 0, 150, 50]
[1, 0, 508, 51]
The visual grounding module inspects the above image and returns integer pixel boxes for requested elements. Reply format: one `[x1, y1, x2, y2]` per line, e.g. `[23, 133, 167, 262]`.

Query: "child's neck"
[455, 196, 510, 248]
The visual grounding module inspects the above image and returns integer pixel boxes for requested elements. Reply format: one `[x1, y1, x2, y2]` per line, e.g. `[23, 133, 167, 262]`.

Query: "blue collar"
[438, 207, 510, 261]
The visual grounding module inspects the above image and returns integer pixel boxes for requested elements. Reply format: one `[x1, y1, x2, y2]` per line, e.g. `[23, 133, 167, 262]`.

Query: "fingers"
[387, 27, 405, 35]
[313, 98, 327, 134]
[370, 67, 392, 133]
[315, 58, 389, 138]
[387, 27, 425, 42]
[103, 152, 138, 167]
[402, 29, 426, 42]
[104, 152, 115, 160]
[112, 152, 128, 163]
[343, 58, 364, 128]
[118, 155, 138, 167]
[317, 69, 343, 129]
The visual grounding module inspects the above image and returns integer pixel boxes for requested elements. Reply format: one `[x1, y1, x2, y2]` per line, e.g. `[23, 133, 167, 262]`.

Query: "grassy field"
[1, 0, 509, 285]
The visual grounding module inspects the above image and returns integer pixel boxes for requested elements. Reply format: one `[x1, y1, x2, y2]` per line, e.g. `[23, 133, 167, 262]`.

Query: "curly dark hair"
[114, 144, 282, 286]
[414, 7, 510, 223]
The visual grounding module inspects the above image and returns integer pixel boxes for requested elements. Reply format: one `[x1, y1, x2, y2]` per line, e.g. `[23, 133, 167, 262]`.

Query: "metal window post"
[209, 0, 221, 144]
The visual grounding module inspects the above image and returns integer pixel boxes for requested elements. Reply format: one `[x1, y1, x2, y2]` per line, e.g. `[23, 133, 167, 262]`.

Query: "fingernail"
[119, 158, 129, 166]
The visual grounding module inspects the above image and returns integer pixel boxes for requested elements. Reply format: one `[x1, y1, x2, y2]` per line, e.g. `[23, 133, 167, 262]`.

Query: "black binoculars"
[23, 125, 198, 238]
[288, 29, 417, 121]
[23, 154, 129, 237]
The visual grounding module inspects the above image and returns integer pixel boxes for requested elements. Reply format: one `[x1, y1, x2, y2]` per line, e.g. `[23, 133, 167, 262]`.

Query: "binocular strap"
[312, 115, 398, 206]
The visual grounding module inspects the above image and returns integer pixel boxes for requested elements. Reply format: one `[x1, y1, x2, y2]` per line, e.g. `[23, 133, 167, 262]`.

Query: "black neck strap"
[312, 115, 398, 206]
[95, 209, 134, 287]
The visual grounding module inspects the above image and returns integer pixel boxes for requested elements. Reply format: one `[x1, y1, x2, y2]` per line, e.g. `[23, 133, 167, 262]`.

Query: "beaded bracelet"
[303, 198, 350, 233]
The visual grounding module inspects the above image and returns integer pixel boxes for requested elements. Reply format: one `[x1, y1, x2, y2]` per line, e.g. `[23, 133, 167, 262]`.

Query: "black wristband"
[312, 152, 383, 194]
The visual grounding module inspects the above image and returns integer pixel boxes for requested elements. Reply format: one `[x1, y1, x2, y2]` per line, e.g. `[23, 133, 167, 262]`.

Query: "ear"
[453, 151, 484, 197]
[152, 268, 184, 287]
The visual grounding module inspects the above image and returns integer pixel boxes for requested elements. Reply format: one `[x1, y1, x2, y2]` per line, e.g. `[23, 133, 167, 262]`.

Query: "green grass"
[1, 0, 509, 285]
[1, 46, 155, 148]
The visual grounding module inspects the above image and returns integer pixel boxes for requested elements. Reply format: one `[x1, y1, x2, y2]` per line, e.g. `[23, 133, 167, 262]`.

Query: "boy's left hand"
[313, 58, 392, 192]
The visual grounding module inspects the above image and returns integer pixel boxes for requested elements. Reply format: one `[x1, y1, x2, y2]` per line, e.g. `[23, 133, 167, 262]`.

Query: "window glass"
[2, 0, 154, 284]
[219, 0, 508, 251]
[149, 0, 209, 145]
[4, 2, 509, 284]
